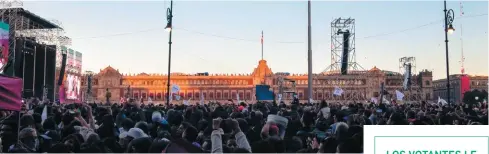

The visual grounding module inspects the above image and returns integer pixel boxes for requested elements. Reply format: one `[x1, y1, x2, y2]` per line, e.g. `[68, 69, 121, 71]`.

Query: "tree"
[463, 89, 487, 105]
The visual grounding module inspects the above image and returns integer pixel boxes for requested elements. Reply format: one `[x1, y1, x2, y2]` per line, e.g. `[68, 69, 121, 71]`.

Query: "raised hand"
[213, 117, 222, 130]
[230, 119, 241, 133]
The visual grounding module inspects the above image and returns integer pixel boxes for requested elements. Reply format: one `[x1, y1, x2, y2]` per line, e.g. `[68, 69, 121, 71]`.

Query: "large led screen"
[66, 74, 81, 100]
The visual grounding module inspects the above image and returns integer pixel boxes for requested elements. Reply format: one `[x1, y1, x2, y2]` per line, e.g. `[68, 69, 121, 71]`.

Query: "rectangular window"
[217, 92, 222, 99]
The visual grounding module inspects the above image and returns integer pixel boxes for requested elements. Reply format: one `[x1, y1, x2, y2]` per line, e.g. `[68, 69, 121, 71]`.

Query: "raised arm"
[211, 118, 223, 153]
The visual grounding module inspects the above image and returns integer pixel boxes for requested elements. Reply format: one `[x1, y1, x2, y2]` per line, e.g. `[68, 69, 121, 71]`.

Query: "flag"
[183, 99, 189, 106]
[0, 75, 22, 111]
[277, 94, 282, 103]
[333, 87, 343, 96]
[460, 1, 464, 16]
[41, 105, 47, 124]
[171, 85, 180, 94]
[395, 90, 404, 101]
[169, 91, 173, 103]
[438, 96, 448, 106]
[382, 97, 390, 104]
[175, 95, 181, 101]
[148, 97, 153, 104]
[120, 97, 125, 103]
[261, 31, 263, 44]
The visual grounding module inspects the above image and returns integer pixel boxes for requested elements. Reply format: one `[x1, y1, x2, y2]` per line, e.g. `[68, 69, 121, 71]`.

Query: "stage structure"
[84, 71, 94, 103]
[276, 73, 297, 102]
[0, 4, 71, 100]
[0, 0, 22, 72]
[323, 17, 364, 74]
[398, 57, 424, 102]
[399, 57, 416, 75]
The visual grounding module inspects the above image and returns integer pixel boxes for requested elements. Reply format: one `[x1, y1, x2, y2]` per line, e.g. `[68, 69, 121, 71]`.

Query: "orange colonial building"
[80, 59, 434, 104]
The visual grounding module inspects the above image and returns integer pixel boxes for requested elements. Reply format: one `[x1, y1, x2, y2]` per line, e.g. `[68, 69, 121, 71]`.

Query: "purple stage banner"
[0, 75, 22, 111]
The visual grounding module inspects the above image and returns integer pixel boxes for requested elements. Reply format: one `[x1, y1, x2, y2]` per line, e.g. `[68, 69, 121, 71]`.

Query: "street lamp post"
[443, 0, 455, 104]
[165, 0, 173, 106]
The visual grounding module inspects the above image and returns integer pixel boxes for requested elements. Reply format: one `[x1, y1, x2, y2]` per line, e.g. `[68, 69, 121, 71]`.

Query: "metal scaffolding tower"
[323, 17, 364, 74]
[399, 57, 416, 75]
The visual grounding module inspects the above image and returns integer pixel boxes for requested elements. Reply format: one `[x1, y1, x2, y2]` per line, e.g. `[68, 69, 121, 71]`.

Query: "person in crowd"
[0, 97, 486, 153]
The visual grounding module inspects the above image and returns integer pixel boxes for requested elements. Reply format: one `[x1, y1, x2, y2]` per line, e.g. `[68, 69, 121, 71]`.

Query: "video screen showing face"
[66, 74, 80, 100]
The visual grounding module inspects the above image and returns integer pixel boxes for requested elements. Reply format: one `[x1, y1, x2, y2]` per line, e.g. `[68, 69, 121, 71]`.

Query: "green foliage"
[463, 89, 488, 105]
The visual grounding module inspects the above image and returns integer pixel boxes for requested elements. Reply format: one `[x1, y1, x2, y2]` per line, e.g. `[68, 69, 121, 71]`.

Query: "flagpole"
[261, 31, 264, 60]
[307, 0, 313, 104]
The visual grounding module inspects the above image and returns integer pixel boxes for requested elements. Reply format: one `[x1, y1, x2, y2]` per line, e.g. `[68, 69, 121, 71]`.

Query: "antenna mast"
[460, 1, 465, 74]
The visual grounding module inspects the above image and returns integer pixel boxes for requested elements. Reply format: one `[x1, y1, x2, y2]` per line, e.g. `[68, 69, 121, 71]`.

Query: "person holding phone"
[211, 118, 251, 153]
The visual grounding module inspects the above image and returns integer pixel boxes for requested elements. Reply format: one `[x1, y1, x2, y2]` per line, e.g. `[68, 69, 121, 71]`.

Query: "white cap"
[119, 128, 148, 139]
[152, 112, 162, 122]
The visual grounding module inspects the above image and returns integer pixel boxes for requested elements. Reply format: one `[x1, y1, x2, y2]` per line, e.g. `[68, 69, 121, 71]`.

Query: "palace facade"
[80, 60, 434, 103]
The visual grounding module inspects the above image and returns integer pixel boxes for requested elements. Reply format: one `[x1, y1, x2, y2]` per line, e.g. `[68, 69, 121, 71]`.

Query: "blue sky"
[23, 1, 488, 79]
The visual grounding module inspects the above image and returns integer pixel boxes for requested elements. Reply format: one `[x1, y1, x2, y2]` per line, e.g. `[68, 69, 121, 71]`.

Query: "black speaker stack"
[3, 37, 57, 101]
[340, 31, 351, 75]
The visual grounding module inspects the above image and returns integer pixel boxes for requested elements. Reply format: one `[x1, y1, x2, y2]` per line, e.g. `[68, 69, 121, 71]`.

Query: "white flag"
[148, 97, 153, 104]
[183, 99, 189, 106]
[333, 87, 343, 96]
[438, 96, 448, 106]
[41, 105, 47, 124]
[175, 95, 181, 101]
[169, 91, 173, 103]
[395, 90, 404, 101]
[309, 98, 314, 104]
[171, 85, 180, 94]
[278, 94, 282, 103]
[382, 97, 390, 104]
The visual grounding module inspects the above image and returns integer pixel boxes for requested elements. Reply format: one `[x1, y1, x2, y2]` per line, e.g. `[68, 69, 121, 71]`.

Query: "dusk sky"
[23, 1, 488, 79]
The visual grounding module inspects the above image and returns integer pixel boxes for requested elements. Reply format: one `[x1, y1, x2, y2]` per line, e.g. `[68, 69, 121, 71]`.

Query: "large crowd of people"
[0, 98, 486, 153]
